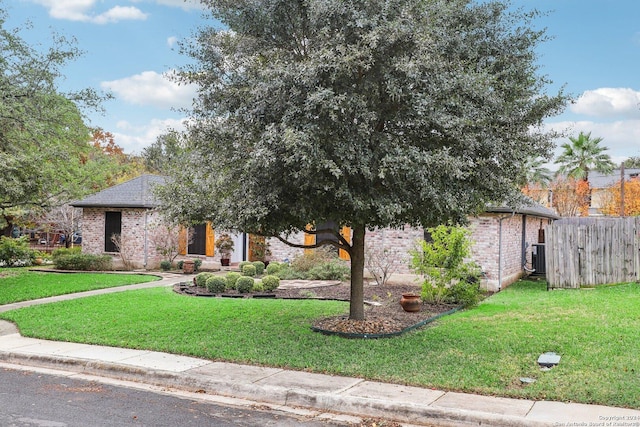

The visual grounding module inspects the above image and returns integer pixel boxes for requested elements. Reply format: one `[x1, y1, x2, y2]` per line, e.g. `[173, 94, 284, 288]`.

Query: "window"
[104, 211, 122, 252]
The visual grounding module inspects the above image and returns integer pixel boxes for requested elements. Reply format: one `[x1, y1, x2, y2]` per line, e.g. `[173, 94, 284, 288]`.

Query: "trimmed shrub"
[194, 259, 203, 271]
[252, 261, 265, 275]
[53, 254, 112, 271]
[160, 260, 172, 271]
[265, 261, 281, 275]
[225, 272, 241, 290]
[51, 246, 81, 260]
[195, 272, 214, 287]
[236, 276, 254, 293]
[252, 281, 264, 292]
[238, 261, 252, 272]
[206, 276, 227, 293]
[0, 236, 36, 267]
[242, 264, 257, 277]
[306, 260, 350, 280]
[176, 260, 184, 270]
[261, 275, 280, 292]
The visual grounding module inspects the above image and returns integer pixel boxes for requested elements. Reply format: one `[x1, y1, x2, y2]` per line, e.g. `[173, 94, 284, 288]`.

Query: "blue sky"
[5, 1, 640, 165]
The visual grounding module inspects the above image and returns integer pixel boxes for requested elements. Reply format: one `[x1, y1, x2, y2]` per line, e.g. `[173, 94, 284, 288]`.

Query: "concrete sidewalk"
[1, 273, 639, 426]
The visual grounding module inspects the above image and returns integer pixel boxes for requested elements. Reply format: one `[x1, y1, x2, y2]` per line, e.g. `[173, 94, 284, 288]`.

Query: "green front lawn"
[0, 269, 158, 304]
[1, 278, 639, 409]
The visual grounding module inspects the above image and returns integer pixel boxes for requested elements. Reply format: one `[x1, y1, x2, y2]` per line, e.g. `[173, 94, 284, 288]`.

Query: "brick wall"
[81, 208, 163, 269]
[267, 214, 553, 292]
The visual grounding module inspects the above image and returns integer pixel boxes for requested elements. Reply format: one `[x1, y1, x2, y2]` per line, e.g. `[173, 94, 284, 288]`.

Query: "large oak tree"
[158, 0, 568, 319]
[0, 5, 113, 233]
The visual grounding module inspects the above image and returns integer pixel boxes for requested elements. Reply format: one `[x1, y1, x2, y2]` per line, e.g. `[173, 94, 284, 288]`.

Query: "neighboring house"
[588, 168, 640, 216]
[73, 175, 558, 291]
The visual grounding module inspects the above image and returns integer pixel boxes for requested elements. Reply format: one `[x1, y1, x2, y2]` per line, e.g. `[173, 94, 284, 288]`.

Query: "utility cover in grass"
[538, 352, 561, 368]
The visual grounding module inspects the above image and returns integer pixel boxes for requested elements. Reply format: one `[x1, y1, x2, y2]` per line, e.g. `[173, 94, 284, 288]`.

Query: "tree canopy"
[0, 5, 114, 233]
[158, 0, 568, 319]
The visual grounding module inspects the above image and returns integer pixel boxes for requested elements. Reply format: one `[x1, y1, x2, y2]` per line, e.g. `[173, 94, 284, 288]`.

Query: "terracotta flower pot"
[400, 293, 422, 312]
[182, 260, 195, 274]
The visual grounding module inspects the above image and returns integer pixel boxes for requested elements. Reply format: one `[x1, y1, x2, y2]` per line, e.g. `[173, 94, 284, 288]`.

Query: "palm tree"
[519, 156, 553, 188]
[555, 132, 615, 182]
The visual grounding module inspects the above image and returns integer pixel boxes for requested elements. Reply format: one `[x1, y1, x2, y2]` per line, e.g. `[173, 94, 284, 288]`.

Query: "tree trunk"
[349, 224, 366, 320]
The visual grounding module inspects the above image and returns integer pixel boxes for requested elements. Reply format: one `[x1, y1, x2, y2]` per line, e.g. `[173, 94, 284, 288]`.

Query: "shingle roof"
[71, 174, 166, 208]
[589, 169, 640, 189]
[485, 202, 560, 220]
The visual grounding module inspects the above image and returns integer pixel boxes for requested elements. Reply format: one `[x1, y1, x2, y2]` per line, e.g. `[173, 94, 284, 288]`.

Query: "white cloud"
[114, 118, 188, 154]
[155, 0, 204, 11]
[571, 88, 640, 118]
[167, 36, 179, 48]
[101, 71, 197, 109]
[31, 0, 147, 24]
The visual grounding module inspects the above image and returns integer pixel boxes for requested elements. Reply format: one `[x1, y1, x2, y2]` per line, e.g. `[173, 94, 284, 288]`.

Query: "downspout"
[497, 211, 516, 291]
[521, 215, 527, 272]
[143, 210, 148, 269]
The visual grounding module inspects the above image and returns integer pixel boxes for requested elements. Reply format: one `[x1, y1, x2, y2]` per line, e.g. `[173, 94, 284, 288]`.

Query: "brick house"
[73, 175, 558, 290]
[268, 204, 559, 292]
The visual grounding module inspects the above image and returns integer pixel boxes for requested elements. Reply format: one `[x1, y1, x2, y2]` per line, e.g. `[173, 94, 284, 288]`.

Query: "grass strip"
[0, 269, 158, 304]
[2, 280, 640, 409]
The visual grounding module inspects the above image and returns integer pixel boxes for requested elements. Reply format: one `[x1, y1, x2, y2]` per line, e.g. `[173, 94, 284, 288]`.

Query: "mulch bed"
[173, 281, 458, 337]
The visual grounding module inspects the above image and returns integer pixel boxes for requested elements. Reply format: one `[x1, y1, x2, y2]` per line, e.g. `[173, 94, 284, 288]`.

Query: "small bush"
[0, 236, 36, 267]
[446, 280, 483, 308]
[275, 264, 307, 280]
[421, 282, 449, 305]
[225, 272, 241, 290]
[195, 272, 214, 287]
[52, 246, 81, 260]
[252, 261, 265, 276]
[306, 260, 349, 280]
[261, 275, 280, 292]
[290, 247, 337, 272]
[236, 276, 254, 293]
[160, 260, 172, 271]
[252, 281, 264, 292]
[53, 254, 112, 271]
[242, 264, 257, 277]
[265, 261, 281, 275]
[206, 276, 227, 293]
[238, 261, 252, 272]
[176, 260, 184, 270]
[194, 259, 203, 271]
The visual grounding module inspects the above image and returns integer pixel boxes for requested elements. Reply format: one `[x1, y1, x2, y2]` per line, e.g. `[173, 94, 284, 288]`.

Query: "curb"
[0, 350, 549, 427]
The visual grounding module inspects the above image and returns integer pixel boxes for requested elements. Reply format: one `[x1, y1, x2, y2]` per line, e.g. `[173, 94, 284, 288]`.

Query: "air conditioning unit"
[531, 244, 546, 275]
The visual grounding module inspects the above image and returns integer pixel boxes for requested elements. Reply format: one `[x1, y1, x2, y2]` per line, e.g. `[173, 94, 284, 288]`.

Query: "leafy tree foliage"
[549, 177, 590, 217]
[623, 156, 640, 169]
[142, 130, 185, 174]
[0, 6, 113, 233]
[555, 132, 615, 182]
[158, 0, 567, 319]
[600, 178, 640, 217]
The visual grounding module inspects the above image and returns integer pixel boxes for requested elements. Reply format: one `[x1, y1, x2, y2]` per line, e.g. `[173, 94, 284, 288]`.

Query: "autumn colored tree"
[91, 128, 147, 185]
[600, 178, 640, 216]
[549, 177, 591, 217]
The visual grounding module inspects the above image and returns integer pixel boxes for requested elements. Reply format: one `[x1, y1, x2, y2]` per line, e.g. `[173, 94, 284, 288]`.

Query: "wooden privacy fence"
[545, 217, 640, 288]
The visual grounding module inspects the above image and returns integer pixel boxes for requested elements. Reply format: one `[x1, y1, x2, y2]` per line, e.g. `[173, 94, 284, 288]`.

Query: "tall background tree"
[0, 5, 114, 235]
[158, 0, 568, 319]
[555, 132, 615, 182]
